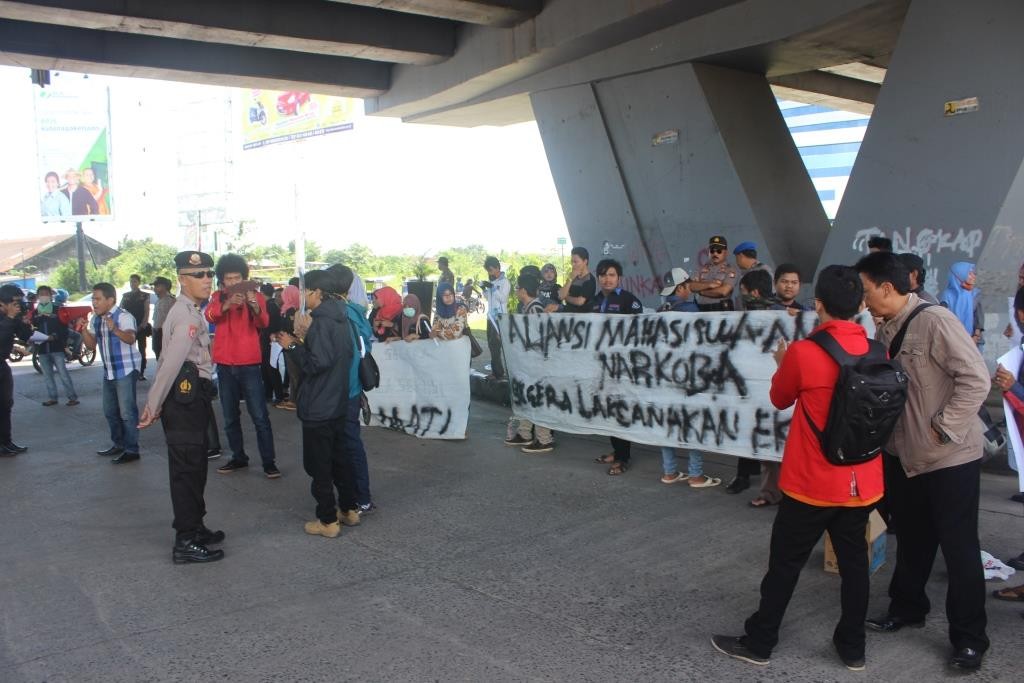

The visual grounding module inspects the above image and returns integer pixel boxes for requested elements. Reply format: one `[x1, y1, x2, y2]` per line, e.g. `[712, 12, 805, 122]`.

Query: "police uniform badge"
[173, 361, 199, 405]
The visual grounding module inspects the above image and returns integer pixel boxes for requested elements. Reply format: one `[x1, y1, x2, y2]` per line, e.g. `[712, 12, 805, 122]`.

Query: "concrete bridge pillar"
[817, 0, 1024, 357]
[531, 62, 829, 303]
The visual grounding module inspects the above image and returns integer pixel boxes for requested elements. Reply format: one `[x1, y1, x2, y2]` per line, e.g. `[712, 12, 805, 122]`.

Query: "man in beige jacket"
[855, 252, 989, 671]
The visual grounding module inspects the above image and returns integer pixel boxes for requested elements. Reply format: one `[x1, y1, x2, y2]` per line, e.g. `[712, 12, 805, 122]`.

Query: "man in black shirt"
[120, 274, 151, 380]
[591, 259, 643, 475]
[0, 285, 32, 455]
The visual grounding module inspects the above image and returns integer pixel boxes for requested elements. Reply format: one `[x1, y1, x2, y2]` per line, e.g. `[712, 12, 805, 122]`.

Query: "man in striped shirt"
[81, 282, 143, 464]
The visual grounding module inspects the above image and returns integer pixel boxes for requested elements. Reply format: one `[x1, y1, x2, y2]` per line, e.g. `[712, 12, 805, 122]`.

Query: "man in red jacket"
[712, 265, 883, 672]
[205, 254, 280, 479]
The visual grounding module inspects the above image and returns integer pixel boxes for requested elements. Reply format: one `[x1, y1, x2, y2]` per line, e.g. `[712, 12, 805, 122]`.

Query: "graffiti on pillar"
[850, 226, 986, 296]
[851, 227, 984, 259]
[620, 274, 662, 298]
[601, 240, 625, 256]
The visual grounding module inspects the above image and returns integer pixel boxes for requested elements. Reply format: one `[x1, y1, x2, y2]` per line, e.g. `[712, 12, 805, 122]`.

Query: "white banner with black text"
[502, 311, 832, 461]
[368, 336, 471, 439]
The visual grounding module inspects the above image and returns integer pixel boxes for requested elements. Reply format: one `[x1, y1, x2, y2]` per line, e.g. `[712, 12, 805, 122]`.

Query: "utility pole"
[76, 221, 87, 291]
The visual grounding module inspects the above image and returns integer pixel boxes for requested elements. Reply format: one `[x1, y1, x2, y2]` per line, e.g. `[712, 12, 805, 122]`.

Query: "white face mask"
[403, 307, 416, 318]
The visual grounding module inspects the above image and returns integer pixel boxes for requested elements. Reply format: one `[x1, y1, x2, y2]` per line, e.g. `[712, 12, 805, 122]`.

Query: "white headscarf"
[348, 273, 369, 308]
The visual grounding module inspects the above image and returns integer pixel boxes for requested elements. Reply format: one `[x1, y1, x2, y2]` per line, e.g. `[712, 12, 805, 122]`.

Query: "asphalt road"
[1, 358, 1022, 682]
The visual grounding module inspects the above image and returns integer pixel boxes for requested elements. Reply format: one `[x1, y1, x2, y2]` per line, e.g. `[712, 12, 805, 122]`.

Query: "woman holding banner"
[371, 287, 403, 342]
[401, 294, 432, 342]
[430, 283, 468, 340]
[590, 258, 644, 475]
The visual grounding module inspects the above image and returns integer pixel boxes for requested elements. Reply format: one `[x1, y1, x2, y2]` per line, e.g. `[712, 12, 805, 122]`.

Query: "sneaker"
[521, 440, 554, 454]
[357, 502, 376, 516]
[206, 448, 222, 460]
[338, 509, 360, 527]
[504, 434, 530, 447]
[66, 399, 79, 406]
[172, 537, 224, 564]
[264, 465, 282, 479]
[42, 400, 58, 407]
[138, 375, 146, 382]
[217, 459, 248, 474]
[710, 635, 770, 666]
[304, 519, 341, 538]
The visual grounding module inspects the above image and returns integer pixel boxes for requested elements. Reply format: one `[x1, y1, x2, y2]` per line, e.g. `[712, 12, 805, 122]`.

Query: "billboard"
[242, 89, 358, 150]
[34, 83, 113, 221]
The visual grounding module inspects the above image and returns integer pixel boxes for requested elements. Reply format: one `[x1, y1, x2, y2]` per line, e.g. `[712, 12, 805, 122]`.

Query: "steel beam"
[0, 0, 455, 65]
[329, 0, 541, 27]
[0, 19, 390, 97]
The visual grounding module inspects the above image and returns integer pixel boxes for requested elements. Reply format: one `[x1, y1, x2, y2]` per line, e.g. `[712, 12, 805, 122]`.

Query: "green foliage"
[46, 238, 177, 298]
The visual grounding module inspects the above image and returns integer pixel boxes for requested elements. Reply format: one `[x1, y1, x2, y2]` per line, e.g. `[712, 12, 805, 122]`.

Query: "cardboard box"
[824, 509, 887, 575]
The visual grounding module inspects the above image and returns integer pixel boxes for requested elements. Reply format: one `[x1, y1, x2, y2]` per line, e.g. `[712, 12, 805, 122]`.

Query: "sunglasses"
[709, 247, 726, 254]
[181, 270, 216, 279]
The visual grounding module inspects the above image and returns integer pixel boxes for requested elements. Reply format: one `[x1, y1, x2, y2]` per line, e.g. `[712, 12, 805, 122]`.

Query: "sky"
[0, 66, 569, 257]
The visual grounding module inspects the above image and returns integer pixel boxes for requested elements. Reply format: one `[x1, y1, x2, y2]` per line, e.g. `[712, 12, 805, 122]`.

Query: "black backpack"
[801, 331, 910, 466]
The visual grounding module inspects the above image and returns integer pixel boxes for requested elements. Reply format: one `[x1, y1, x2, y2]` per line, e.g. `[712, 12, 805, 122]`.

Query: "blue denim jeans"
[102, 371, 139, 453]
[38, 351, 77, 402]
[342, 398, 371, 506]
[660, 447, 704, 477]
[218, 364, 276, 466]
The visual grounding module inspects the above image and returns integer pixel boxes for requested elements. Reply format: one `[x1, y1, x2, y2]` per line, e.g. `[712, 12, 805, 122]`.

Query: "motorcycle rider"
[32, 285, 79, 407]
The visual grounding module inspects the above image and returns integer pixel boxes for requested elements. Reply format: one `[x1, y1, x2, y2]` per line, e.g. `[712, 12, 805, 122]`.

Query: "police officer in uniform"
[691, 235, 737, 311]
[139, 251, 225, 564]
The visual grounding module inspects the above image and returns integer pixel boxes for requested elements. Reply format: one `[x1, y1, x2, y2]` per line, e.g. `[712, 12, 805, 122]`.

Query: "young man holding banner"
[590, 259, 643, 475]
[712, 265, 883, 672]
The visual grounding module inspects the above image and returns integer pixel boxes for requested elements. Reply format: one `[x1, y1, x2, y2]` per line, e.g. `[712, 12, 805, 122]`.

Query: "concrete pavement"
[1, 358, 1022, 682]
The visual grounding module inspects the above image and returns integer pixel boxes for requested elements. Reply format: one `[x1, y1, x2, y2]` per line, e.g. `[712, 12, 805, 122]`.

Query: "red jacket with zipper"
[771, 319, 884, 507]
[205, 290, 269, 366]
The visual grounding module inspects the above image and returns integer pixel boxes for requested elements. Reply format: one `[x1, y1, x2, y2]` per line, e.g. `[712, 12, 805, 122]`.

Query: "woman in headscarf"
[401, 293, 431, 342]
[430, 282, 468, 340]
[275, 284, 302, 410]
[940, 261, 984, 347]
[371, 286, 403, 342]
[347, 273, 369, 308]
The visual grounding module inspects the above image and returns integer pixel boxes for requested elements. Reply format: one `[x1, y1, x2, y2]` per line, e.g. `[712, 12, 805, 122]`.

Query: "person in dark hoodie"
[277, 269, 359, 538]
[32, 285, 79, 407]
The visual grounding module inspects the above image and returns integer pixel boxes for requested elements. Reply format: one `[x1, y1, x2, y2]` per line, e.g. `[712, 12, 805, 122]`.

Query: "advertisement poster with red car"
[34, 81, 113, 222]
[241, 89, 358, 150]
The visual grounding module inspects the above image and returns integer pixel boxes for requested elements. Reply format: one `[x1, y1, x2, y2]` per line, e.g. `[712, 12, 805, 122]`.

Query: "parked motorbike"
[31, 337, 96, 374]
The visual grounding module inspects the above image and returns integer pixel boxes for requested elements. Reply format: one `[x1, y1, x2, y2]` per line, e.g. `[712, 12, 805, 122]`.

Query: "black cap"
[709, 235, 727, 248]
[151, 276, 172, 289]
[174, 251, 214, 269]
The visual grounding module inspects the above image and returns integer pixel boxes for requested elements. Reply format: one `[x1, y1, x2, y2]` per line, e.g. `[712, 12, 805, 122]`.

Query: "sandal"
[991, 585, 1024, 602]
[607, 461, 628, 476]
[594, 453, 616, 464]
[688, 475, 721, 488]
[660, 472, 689, 484]
[749, 497, 778, 508]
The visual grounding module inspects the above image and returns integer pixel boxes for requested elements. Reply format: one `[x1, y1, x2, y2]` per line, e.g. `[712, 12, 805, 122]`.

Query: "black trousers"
[152, 329, 163, 359]
[206, 401, 221, 451]
[486, 318, 505, 379]
[0, 361, 12, 444]
[735, 457, 761, 478]
[302, 418, 357, 523]
[875, 453, 902, 530]
[744, 495, 871, 660]
[261, 341, 284, 401]
[161, 388, 212, 538]
[610, 436, 631, 464]
[137, 333, 148, 375]
[886, 458, 988, 652]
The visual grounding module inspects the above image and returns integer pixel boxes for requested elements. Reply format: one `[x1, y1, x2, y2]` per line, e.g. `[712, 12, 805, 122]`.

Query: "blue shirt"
[93, 306, 142, 380]
[41, 190, 71, 217]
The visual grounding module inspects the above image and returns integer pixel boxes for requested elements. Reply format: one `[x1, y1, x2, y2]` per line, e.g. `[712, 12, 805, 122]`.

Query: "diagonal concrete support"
[531, 62, 829, 303]
[816, 0, 1024, 359]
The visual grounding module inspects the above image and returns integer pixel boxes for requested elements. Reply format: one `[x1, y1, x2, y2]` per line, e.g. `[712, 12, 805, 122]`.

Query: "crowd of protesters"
[1, 235, 1023, 674]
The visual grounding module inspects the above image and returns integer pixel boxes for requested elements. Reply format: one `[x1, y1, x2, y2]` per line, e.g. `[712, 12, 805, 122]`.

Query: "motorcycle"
[31, 336, 96, 374]
[7, 342, 28, 363]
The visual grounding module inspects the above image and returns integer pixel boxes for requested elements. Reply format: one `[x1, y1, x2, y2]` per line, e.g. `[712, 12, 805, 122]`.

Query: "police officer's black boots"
[172, 534, 225, 564]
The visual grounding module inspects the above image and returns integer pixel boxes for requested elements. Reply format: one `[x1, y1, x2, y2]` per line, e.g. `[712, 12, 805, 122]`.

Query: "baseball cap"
[660, 267, 690, 296]
[708, 236, 727, 249]
[733, 241, 757, 255]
